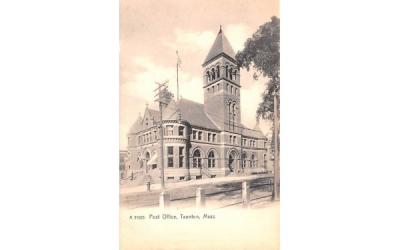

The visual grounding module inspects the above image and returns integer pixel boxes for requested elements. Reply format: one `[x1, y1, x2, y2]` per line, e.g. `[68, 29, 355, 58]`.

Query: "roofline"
[202, 52, 237, 67]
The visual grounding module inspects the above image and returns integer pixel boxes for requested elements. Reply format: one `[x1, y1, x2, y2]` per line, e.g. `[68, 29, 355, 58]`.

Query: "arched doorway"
[228, 150, 238, 172]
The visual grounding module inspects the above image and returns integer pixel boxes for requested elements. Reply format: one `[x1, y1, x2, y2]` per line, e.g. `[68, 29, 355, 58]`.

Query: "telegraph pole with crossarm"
[154, 80, 169, 190]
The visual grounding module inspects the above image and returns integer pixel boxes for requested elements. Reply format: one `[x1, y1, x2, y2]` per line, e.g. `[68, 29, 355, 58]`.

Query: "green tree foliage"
[236, 16, 280, 120]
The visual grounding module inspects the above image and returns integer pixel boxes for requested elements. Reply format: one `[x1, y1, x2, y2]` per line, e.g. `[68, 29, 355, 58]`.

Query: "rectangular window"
[208, 133, 211, 142]
[167, 146, 174, 168]
[179, 147, 184, 168]
[264, 141, 267, 148]
[233, 136, 236, 144]
[198, 131, 202, 140]
[179, 176, 185, 180]
[192, 130, 197, 140]
[167, 146, 173, 155]
[213, 134, 216, 142]
[178, 126, 184, 136]
[168, 157, 173, 168]
[166, 125, 174, 136]
[167, 176, 174, 180]
[230, 135, 233, 144]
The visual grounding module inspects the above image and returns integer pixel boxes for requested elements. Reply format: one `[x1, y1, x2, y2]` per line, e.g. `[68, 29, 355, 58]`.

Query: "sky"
[120, 0, 279, 148]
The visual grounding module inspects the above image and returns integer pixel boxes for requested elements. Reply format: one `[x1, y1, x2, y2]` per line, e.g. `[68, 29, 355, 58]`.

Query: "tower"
[203, 27, 241, 132]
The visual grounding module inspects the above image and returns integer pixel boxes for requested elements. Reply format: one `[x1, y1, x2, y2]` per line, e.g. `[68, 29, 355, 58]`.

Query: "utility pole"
[272, 93, 280, 201]
[154, 80, 169, 190]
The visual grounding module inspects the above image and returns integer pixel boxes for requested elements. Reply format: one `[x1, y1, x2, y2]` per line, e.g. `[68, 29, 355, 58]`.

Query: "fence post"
[196, 187, 206, 208]
[159, 191, 170, 209]
[242, 181, 250, 208]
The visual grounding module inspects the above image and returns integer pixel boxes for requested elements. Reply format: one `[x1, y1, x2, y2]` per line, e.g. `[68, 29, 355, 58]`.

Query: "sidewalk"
[120, 173, 272, 195]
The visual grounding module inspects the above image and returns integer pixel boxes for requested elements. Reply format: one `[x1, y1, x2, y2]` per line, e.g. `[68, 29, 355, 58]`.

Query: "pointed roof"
[176, 98, 219, 130]
[203, 27, 236, 66]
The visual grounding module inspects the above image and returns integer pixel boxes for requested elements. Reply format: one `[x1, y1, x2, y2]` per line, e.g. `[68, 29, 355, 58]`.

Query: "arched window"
[242, 153, 247, 168]
[193, 149, 202, 168]
[233, 70, 237, 80]
[208, 151, 215, 168]
[229, 68, 233, 80]
[206, 71, 210, 82]
[216, 65, 220, 78]
[235, 88, 238, 96]
[230, 85, 233, 94]
[225, 65, 229, 77]
[264, 154, 267, 168]
[232, 103, 236, 123]
[251, 154, 256, 168]
[211, 68, 216, 80]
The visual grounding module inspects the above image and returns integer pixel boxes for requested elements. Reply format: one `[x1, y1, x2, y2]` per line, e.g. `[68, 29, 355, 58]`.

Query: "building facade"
[124, 28, 271, 183]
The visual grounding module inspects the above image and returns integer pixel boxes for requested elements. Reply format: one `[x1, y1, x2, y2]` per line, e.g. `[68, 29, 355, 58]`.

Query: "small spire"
[219, 25, 222, 33]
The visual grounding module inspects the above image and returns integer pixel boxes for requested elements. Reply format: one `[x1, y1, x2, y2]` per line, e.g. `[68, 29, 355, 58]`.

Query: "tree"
[236, 16, 280, 200]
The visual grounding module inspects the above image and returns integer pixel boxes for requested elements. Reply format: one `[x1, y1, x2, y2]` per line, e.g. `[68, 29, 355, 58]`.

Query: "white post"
[242, 181, 250, 208]
[159, 191, 170, 209]
[196, 188, 206, 208]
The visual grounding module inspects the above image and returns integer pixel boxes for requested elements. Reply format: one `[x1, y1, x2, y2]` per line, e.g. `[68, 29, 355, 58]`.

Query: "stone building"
[124, 28, 271, 182]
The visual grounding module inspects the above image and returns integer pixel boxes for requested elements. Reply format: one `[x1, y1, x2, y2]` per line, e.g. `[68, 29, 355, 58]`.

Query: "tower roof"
[203, 27, 236, 66]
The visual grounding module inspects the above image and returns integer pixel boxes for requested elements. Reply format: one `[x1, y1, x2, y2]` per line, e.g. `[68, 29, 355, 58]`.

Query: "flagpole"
[176, 60, 179, 101]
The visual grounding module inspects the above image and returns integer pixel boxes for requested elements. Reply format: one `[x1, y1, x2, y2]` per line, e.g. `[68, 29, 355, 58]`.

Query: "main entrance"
[228, 150, 239, 173]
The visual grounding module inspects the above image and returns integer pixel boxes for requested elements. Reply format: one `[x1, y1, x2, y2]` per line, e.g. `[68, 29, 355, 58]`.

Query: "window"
[217, 83, 220, 91]
[208, 151, 215, 168]
[235, 88, 238, 96]
[264, 154, 267, 168]
[230, 85, 233, 94]
[208, 133, 212, 142]
[179, 147, 184, 168]
[154, 131, 157, 140]
[212, 134, 216, 142]
[178, 126, 184, 136]
[211, 68, 215, 80]
[233, 136, 237, 144]
[230, 135, 233, 144]
[193, 149, 201, 168]
[242, 153, 247, 168]
[167, 146, 173, 155]
[166, 125, 173, 136]
[179, 176, 185, 180]
[225, 65, 229, 77]
[212, 86, 215, 93]
[243, 139, 247, 146]
[251, 154, 256, 168]
[264, 141, 267, 148]
[216, 65, 220, 78]
[167, 146, 173, 168]
[196, 176, 202, 180]
[198, 131, 202, 140]
[192, 130, 197, 140]
[167, 176, 174, 180]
